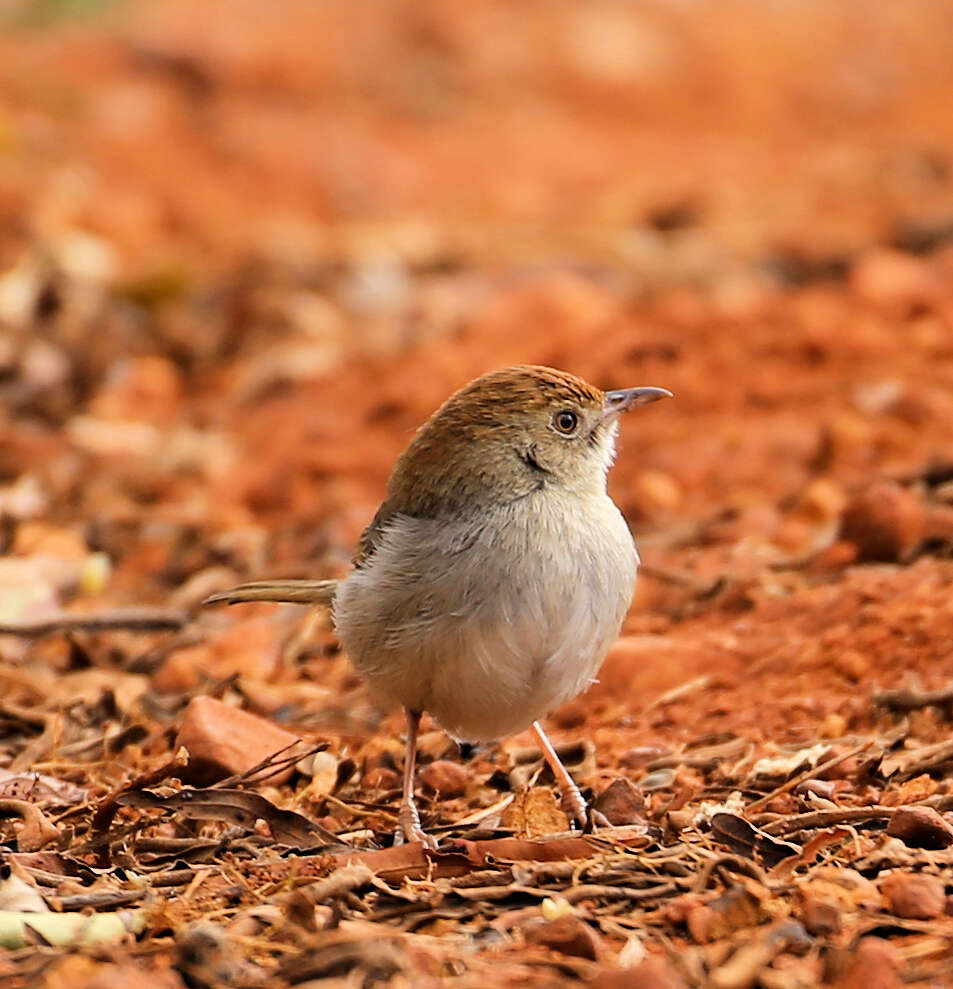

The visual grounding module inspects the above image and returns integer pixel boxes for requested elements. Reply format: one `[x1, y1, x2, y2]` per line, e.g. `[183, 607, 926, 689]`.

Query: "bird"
[205, 366, 671, 846]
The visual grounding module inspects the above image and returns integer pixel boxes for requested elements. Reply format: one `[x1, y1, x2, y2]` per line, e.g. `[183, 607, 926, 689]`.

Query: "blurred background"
[3, 0, 953, 726]
[6, 6, 953, 983]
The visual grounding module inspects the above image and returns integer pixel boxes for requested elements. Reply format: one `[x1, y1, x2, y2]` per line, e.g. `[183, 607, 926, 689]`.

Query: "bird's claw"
[559, 783, 589, 830]
[559, 784, 607, 833]
[395, 801, 438, 850]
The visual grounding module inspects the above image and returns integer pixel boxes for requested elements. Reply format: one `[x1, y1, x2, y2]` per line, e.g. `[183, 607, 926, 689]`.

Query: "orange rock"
[12, 522, 88, 561]
[418, 759, 472, 798]
[810, 540, 859, 572]
[524, 915, 602, 961]
[175, 696, 301, 785]
[834, 937, 902, 989]
[798, 886, 841, 936]
[881, 871, 945, 919]
[86, 963, 187, 989]
[362, 767, 401, 791]
[887, 806, 953, 850]
[153, 644, 211, 693]
[800, 478, 848, 521]
[588, 958, 687, 989]
[593, 636, 712, 700]
[154, 619, 282, 693]
[838, 482, 925, 562]
[90, 355, 183, 425]
[850, 249, 935, 310]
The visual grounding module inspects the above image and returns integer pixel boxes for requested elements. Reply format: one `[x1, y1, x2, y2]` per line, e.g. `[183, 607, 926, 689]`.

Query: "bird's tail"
[203, 579, 339, 607]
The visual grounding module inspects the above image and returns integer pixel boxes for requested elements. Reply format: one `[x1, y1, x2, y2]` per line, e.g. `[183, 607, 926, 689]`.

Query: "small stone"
[887, 806, 953, 850]
[800, 478, 848, 521]
[833, 936, 902, 989]
[418, 759, 472, 798]
[362, 767, 400, 791]
[154, 619, 282, 693]
[821, 712, 848, 739]
[831, 651, 868, 684]
[588, 958, 687, 989]
[175, 696, 301, 786]
[810, 540, 859, 572]
[881, 871, 946, 919]
[795, 779, 837, 801]
[810, 867, 881, 910]
[799, 887, 841, 936]
[850, 249, 934, 310]
[541, 896, 574, 921]
[620, 746, 670, 768]
[666, 810, 693, 832]
[79, 552, 112, 595]
[765, 793, 798, 815]
[596, 637, 710, 698]
[90, 355, 183, 425]
[685, 885, 768, 943]
[593, 777, 646, 825]
[524, 915, 602, 961]
[85, 963, 187, 989]
[924, 504, 953, 543]
[838, 482, 925, 562]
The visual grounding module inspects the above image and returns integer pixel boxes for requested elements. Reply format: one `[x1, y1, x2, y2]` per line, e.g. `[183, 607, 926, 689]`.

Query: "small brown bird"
[206, 366, 671, 846]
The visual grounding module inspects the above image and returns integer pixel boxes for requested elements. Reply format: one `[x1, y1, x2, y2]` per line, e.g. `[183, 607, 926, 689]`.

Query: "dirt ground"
[3, 2, 953, 986]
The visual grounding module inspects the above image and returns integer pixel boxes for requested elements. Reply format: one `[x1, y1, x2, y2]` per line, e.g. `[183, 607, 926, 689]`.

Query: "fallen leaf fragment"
[709, 919, 811, 989]
[685, 882, 771, 943]
[501, 786, 571, 838]
[116, 787, 342, 848]
[710, 812, 800, 866]
[0, 798, 59, 852]
[0, 870, 47, 912]
[593, 777, 646, 825]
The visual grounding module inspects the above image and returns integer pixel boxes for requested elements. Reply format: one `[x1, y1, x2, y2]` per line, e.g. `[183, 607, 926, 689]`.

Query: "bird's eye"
[553, 409, 579, 434]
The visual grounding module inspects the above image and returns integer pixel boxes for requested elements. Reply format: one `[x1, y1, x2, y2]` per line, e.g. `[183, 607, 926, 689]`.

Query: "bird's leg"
[532, 721, 609, 831]
[395, 708, 437, 849]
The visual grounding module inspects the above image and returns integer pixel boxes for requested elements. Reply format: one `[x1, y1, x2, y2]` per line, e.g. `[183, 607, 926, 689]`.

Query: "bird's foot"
[559, 783, 610, 833]
[394, 800, 438, 850]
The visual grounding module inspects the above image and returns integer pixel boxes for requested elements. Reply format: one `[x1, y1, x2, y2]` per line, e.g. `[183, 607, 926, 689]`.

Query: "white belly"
[334, 491, 638, 741]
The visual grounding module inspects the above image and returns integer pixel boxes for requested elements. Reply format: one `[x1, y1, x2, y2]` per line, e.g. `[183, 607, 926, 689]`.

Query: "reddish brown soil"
[3, 3, 953, 987]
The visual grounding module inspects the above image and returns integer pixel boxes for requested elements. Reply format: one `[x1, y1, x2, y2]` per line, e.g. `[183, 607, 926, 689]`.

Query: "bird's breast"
[334, 490, 638, 740]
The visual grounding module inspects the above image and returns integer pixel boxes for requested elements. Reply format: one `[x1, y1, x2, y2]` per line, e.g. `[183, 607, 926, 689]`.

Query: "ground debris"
[2, 3, 953, 985]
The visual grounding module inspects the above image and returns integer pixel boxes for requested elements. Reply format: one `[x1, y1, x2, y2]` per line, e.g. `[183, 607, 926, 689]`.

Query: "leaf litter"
[3, 2, 953, 986]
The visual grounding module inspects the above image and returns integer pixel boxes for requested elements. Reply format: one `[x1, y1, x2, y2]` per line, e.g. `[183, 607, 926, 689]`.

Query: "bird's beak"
[602, 386, 672, 420]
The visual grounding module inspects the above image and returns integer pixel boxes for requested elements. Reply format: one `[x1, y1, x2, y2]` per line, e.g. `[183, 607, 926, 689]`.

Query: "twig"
[759, 806, 895, 836]
[50, 889, 148, 911]
[0, 608, 187, 636]
[745, 739, 875, 813]
[873, 683, 953, 713]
